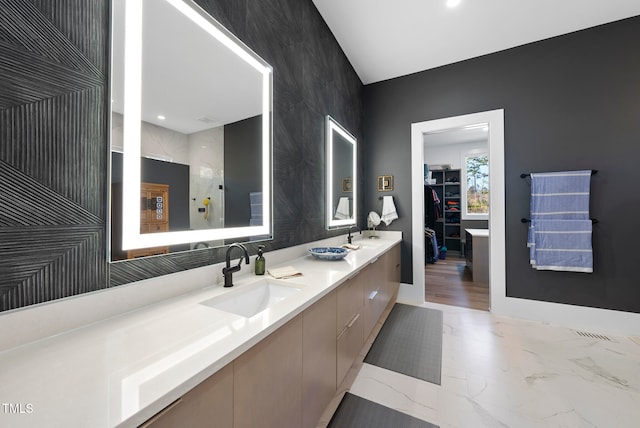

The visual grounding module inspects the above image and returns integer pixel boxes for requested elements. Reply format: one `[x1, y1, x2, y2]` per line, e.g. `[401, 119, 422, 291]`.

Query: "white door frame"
[403, 109, 506, 310]
[405, 110, 640, 336]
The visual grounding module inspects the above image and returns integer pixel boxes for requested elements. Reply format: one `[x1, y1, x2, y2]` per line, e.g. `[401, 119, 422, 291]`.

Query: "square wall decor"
[378, 175, 393, 191]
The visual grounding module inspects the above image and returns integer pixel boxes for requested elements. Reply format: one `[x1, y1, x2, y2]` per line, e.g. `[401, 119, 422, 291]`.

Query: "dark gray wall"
[0, 0, 363, 312]
[364, 16, 640, 313]
[224, 115, 262, 227]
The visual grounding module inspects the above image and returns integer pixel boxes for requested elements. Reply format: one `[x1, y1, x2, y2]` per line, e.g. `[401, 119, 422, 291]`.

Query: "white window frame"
[461, 150, 489, 220]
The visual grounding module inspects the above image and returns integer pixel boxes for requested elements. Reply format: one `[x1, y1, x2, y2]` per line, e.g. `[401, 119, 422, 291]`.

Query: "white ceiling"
[312, 0, 640, 85]
[112, 0, 263, 135]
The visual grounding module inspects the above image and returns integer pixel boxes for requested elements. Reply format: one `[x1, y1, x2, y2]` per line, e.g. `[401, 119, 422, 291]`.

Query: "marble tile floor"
[327, 302, 640, 428]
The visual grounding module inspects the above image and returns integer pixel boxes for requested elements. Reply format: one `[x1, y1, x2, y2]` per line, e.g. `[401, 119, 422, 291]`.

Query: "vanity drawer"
[336, 310, 363, 386]
[336, 274, 364, 336]
[140, 363, 233, 428]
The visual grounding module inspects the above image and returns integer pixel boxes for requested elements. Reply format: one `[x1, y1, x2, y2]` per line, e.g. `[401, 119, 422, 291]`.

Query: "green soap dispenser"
[255, 245, 266, 275]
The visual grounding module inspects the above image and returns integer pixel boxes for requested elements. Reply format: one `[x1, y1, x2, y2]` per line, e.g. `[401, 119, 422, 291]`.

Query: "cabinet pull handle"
[395, 263, 400, 268]
[347, 313, 360, 328]
[368, 290, 378, 300]
[140, 398, 183, 427]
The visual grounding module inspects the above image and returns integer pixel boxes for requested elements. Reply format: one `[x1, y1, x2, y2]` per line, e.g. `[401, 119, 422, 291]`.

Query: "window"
[463, 153, 489, 219]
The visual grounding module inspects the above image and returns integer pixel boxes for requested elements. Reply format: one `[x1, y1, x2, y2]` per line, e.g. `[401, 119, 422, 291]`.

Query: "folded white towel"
[334, 197, 351, 220]
[268, 266, 303, 279]
[341, 243, 360, 250]
[381, 195, 398, 225]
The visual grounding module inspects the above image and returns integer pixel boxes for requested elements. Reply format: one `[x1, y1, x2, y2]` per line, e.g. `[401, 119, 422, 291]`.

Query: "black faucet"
[347, 226, 361, 244]
[222, 243, 250, 287]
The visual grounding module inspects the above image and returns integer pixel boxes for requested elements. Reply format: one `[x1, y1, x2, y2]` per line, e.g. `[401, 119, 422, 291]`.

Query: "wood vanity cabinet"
[234, 292, 338, 428]
[387, 244, 401, 300]
[140, 362, 233, 428]
[302, 291, 337, 428]
[140, 244, 401, 428]
[362, 256, 386, 338]
[234, 315, 303, 428]
[364, 245, 401, 340]
[336, 272, 364, 386]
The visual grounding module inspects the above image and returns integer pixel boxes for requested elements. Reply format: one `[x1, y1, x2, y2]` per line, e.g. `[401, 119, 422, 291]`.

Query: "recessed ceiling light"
[446, 0, 461, 8]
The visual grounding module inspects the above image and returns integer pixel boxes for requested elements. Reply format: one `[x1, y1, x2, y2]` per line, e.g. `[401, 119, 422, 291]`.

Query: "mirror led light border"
[326, 116, 357, 229]
[121, 0, 272, 250]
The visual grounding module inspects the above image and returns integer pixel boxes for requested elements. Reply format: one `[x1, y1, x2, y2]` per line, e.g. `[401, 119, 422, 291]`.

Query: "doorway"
[423, 126, 490, 310]
[409, 109, 506, 312]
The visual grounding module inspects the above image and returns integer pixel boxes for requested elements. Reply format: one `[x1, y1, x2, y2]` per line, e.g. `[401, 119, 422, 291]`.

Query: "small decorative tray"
[309, 247, 348, 261]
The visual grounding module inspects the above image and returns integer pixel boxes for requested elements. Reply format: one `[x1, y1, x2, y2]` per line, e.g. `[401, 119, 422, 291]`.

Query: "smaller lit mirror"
[326, 116, 357, 229]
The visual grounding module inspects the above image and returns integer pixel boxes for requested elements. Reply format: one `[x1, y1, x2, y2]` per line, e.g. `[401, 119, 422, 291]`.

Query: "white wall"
[188, 127, 225, 247]
[424, 140, 487, 170]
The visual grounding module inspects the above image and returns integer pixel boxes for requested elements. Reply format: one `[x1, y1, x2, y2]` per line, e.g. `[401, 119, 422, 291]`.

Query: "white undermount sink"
[200, 279, 302, 318]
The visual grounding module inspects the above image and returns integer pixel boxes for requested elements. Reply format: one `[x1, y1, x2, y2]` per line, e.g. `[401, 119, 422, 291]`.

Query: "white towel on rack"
[334, 197, 351, 219]
[381, 195, 398, 225]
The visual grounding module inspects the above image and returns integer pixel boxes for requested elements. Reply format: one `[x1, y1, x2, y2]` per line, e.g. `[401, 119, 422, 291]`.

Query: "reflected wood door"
[127, 182, 170, 258]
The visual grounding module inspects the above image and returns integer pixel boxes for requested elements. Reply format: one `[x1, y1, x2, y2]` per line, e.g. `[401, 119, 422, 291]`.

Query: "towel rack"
[520, 170, 598, 179]
[521, 170, 599, 222]
[521, 218, 598, 224]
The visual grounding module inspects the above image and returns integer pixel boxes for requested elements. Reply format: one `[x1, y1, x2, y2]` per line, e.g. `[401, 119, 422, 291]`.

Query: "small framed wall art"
[342, 177, 353, 192]
[378, 175, 393, 192]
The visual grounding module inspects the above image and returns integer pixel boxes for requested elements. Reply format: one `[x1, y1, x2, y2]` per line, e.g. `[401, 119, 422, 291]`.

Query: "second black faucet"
[347, 226, 361, 244]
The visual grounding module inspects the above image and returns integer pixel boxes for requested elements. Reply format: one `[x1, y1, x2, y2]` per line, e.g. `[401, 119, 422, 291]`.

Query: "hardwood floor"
[424, 255, 490, 311]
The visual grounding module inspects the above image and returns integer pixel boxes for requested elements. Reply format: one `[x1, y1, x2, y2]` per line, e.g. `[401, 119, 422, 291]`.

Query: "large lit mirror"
[326, 116, 357, 229]
[110, 0, 272, 260]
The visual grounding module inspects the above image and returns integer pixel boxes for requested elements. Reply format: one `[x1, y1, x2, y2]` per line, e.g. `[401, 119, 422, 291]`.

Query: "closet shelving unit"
[430, 169, 462, 256]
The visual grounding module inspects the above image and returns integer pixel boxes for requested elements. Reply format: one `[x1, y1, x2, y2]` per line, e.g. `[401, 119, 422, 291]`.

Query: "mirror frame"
[117, 0, 273, 250]
[326, 116, 357, 229]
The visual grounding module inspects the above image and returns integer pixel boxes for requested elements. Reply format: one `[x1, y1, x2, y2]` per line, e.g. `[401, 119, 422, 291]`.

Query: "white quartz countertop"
[465, 228, 489, 237]
[0, 233, 401, 427]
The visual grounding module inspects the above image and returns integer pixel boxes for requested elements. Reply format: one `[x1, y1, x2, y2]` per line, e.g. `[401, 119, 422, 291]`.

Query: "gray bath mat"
[328, 393, 439, 428]
[364, 303, 443, 384]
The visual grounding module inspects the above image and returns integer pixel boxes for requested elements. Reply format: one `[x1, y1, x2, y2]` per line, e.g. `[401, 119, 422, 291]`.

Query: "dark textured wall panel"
[108, 248, 217, 286]
[1, 0, 363, 307]
[0, 226, 105, 309]
[364, 16, 640, 313]
[0, 159, 101, 226]
[32, 0, 109, 73]
[1, 88, 106, 215]
[0, 0, 108, 311]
